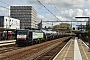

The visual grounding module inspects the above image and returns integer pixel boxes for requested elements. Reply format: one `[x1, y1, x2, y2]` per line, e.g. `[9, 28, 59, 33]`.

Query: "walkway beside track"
[74, 38, 82, 60]
[53, 37, 90, 60]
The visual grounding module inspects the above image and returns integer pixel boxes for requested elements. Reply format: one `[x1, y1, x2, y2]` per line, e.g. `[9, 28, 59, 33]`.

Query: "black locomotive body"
[16, 29, 45, 46]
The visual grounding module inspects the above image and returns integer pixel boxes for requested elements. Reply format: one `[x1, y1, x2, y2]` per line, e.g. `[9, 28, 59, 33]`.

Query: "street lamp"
[75, 16, 90, 51]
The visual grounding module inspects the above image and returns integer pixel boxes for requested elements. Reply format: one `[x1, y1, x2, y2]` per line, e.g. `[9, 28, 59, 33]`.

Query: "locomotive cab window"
[17, 30, 28, 35]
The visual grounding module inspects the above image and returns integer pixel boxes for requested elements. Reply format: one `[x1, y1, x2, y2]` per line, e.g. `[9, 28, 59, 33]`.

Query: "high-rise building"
[10, 6, 36, 29]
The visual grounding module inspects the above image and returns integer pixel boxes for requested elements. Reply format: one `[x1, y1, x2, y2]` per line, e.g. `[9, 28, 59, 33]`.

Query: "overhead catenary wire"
[0, 1, 10, 6]
[0, 1, 10, 12]
[0, 1, 10, 16]
[15, 0, 60, 22]
[50, 0, 61, 16]
[37, 0, 60, 21]
[0, 6, 9, 16]
[20, 0, 26, 5]
[0, 6, 9, 10]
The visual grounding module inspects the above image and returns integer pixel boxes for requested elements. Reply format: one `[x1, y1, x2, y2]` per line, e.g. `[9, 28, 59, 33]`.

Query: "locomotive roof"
[17, 29, 43, 33]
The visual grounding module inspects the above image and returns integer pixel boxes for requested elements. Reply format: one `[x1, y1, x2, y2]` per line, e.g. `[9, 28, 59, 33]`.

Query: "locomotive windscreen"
[17, 30, 28, 35]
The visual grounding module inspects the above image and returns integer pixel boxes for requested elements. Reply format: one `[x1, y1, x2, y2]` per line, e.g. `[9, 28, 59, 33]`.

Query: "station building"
[10, 6, 36, 29]
[0, 16, 20, 29]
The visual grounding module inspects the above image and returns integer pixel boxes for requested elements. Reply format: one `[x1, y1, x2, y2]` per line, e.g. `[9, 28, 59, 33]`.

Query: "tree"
[53, 23, 72, 32]
[86, 22, 90, 31]
[48, 26, 52, 29]
[44, 26, 47, 29]
[53, 24, 59, 28]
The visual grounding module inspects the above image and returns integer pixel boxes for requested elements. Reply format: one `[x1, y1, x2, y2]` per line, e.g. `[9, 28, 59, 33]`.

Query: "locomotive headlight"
[18, 38, 25, 40]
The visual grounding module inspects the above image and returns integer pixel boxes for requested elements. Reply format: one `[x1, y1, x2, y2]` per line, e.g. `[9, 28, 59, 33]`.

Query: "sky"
[0, 0, 90, 29]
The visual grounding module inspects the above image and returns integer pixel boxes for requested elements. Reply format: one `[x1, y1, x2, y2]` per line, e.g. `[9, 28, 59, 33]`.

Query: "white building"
[0, 16, 20, 29]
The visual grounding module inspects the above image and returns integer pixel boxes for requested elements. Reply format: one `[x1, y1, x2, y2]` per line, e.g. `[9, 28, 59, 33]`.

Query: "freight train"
[16, 29, 74, 46]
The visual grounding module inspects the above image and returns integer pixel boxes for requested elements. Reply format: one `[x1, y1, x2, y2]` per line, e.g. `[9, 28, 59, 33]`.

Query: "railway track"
[0, 36, 72, 60]
[0, 44, 22, 54]
[34, 42, 67, 60]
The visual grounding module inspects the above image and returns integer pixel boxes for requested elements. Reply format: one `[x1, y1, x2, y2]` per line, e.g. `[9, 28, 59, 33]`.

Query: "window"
[6, 19, 7, 21]
[10, 19, 11, 22]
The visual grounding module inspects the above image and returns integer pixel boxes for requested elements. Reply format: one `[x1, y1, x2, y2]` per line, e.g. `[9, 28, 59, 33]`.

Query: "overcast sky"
[0, 0, 90, 28]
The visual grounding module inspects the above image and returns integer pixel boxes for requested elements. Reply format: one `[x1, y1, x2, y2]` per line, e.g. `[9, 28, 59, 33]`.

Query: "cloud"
[58, 9, 89, 19]
[27, 0, 43, 9]
[12, 4, 19, 6]
[37, 15, 45, 19]
[0, 0, 90, 28]
[38, 8, 90, 21]
[0, 7, 9, 16]
[40, 8, 89, 27]
[43, 9, 85, 20]
[27, 0, 87, 9]
[47, 0, 84, 9]
[6, 0, 15, 3]
[83, 9, 90, 16]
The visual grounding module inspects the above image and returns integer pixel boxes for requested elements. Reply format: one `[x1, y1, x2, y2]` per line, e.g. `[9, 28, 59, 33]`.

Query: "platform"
[53, 37, 90, 60]
[0, 40, 16, 46]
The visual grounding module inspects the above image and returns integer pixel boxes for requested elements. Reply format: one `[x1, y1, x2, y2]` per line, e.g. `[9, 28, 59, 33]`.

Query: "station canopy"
[72, 30, 88, 34]
[0, 27, 16, 32]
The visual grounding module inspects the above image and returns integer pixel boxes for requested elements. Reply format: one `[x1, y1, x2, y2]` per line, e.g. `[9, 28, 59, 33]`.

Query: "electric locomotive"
[16, 29, 45, 46]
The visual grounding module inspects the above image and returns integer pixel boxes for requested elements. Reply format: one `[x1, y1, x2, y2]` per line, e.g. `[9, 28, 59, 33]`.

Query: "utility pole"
[52, 22, 53, 29]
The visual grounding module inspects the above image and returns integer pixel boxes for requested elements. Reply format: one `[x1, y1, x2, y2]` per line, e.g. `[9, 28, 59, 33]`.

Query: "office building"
[10, 6, 36, 29]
